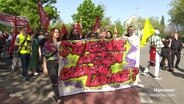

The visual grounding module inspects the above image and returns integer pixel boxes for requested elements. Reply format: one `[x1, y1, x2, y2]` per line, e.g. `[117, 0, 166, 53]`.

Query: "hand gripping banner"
[58, 38, 140, 96]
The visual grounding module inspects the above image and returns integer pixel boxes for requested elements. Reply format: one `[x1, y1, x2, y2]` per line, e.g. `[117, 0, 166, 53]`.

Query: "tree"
[160, 16, 165, 26]
[149, 16, 162, 29]
[72, 0, 104, 33]
[101, 17, 112, 29]
[114, 20, 124, 36]
[160, 15, 165, 35]
[137, 16, 145, 29]
[169, 0, 184, 26]
[0, 0, 59, 30]
[169, 0, 184, 33]
[108, 19, 124, 36]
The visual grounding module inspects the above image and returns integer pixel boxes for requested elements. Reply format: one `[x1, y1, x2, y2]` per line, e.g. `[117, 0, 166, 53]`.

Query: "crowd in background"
[0, 27, 183, 77]
[0, 26, 184, 103]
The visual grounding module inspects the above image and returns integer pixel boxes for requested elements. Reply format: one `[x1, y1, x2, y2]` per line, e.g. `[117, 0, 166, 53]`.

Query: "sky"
[54, 0, 172, 25]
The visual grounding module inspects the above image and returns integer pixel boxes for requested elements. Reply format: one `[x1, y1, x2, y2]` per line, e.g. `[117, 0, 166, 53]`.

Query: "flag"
[93, 16, 100, 32]
[114, 25, 118, 34]
[61, 24, 68, 40]
[27, 22, 31, 33]
[38, 0, 50, 31]
[140, 18, 155, 47]
[74, 22, 82, 34]
[114, 25, 118, 38]
[61, 24, 68, 35]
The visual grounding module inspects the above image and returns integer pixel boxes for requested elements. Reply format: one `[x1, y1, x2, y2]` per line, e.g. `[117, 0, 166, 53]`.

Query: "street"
[0, 45, 184, 104]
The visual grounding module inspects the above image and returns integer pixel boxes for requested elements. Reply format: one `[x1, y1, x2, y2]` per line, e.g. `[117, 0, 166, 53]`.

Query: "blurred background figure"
[169, 32, 183, 71]
[106, 31, 113, 39]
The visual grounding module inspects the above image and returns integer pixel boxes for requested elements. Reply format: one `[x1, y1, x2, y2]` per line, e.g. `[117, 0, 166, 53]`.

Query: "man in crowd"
[169, 32, 183, 71]
[142, 30, 164, 80]
[14, 28, 31, 81]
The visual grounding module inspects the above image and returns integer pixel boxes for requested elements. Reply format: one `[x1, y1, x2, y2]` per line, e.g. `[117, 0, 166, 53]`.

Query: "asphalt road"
[0, 46, 184, 104]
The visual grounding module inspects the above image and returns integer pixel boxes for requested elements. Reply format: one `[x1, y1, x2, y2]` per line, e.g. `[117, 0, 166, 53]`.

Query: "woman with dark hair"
[42, 28, 63, 104]
[124, 26, 134, 37]
[106, 31, 113, 39]
[91, 33, 97, 39]
[69, 28, 81, 40]
[28, 31, 41, 75]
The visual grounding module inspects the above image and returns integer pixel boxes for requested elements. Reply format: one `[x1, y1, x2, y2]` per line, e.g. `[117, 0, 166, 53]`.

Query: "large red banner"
[58, 38, 140, 96]
[0, 13, 29, 26]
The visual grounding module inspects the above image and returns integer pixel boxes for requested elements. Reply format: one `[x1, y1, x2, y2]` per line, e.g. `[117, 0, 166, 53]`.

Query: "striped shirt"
[149, 35, 164, 49]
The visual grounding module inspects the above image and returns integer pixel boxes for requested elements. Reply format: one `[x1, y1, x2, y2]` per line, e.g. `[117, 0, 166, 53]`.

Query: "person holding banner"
[106, 30, 113, 39]
[142, 30, 164, 80]
[123, 26, 141, 84]
[99, 28, 107, 39]
[42, 28, 63, 104]
[69, 28, 81, 40]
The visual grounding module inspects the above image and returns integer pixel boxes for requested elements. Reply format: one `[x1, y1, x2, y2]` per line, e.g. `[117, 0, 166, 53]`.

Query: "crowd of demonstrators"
[159, 32, 183, 72]
[1, 24, 183, 104]
[0, 31, 8, 57]
[141, 30, 184, 80]
[1, 26, 116, 80]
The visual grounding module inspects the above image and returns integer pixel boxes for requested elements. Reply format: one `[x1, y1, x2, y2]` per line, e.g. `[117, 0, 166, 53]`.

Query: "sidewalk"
[0, 56, 141, 104]
[0, 69, 141, 104]
[0, 88, 24, 104]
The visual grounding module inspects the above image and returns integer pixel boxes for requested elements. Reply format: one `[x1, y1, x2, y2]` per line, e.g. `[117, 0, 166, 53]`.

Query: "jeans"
[47, 60, 60, 99]
[20, 54, 30, 77]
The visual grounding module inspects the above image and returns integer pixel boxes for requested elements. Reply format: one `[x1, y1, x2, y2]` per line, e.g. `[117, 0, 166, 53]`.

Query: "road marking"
[137, 81, 153, 104]
[139, 92, 153, 103]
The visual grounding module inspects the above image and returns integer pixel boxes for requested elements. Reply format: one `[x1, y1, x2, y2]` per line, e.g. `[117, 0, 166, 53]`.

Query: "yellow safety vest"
[18, 33, 31, 54]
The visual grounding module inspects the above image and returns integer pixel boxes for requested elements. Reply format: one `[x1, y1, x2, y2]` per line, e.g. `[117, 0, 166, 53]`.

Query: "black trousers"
[171, 50, 181, 68]
[160, 55, 171, 69]
[47, 60, 60, 99]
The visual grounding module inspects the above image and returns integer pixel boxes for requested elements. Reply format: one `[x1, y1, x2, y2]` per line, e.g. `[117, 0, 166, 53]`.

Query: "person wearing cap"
[142, 29, 164, 80]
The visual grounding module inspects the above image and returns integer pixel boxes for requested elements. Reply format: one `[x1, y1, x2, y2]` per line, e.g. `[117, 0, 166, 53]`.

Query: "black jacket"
[171, 39, 183, 52]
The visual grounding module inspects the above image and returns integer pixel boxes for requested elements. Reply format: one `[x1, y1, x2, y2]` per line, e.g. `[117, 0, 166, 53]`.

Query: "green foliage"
[149, 16, 162, 29]
[114, 20, 124, 36]
[137, 17, 145, 29]
[0, 0, 59, 30]
[169, 0, 184, 26]
[102, 18, 124, 37]
[160, 15, 165, 35]
[72, 0, 105, 33]
[49, 19, 62, 30]
[160, 16, 165, 26]
[101, 17, 112, 29]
